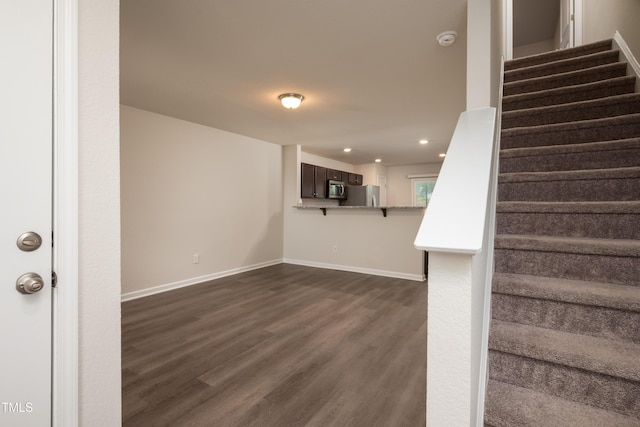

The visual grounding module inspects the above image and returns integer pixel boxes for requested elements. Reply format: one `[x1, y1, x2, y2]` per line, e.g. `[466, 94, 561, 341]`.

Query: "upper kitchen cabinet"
[301, 163, 327, 198]
[326, 169, 343, 181]
[347, 173, 363, 185]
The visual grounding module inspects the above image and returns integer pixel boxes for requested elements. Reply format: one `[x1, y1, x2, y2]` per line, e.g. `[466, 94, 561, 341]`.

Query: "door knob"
[16, 273, 44, 294]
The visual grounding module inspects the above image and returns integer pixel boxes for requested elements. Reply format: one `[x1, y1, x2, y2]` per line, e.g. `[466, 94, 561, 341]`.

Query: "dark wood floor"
[122, 264, 427, 426]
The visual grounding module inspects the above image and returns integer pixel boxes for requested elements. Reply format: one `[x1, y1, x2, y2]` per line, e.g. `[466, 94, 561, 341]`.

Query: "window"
[410, 176, 437, 207]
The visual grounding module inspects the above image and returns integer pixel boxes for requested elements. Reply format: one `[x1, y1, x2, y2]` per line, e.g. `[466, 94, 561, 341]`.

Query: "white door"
[0, 1, 53, 426]
[559, 0, 574, 49]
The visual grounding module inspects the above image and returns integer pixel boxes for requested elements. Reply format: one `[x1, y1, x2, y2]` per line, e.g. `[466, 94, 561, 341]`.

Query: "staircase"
[485, 40, 640, 426]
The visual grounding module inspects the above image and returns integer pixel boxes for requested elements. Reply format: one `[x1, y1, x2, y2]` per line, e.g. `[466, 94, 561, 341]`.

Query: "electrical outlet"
[193, 253, 199, 264]
[332, 245, 338, 253]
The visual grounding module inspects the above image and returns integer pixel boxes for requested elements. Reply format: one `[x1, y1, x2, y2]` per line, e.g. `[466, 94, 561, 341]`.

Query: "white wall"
[583, 0, 640, 59]
[120, 106, 283, 296]
[468, 0, 494, 109]
[386, 163, 443, 206]
[514, 38, 555, 58]
[78, 0, 121, 424]
[301, 151, 356, 173]
[356, 162, 388, 187]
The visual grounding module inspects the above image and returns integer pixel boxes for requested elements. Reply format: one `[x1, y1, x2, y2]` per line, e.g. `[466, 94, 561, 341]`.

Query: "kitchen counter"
[294, 205, 424, 217]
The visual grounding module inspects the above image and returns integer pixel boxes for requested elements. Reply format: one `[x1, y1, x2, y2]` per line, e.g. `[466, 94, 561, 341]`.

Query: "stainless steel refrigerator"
[341, 185, 380, 207]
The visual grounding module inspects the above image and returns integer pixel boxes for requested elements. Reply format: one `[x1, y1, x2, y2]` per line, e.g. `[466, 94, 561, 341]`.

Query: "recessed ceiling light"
[344, 148, 352, 152]
[278, 93, 304, 109]
[439, 153, 446, 158]
[419, 139, 429, 145]
[375, 159, 382, 163]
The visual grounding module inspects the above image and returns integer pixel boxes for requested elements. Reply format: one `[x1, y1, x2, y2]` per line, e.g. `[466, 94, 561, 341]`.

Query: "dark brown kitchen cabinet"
[301, 163, 315, 198]
[347, 173, 363, 185]
[326, 169, 343, 181]
[301, 163, 327, 198]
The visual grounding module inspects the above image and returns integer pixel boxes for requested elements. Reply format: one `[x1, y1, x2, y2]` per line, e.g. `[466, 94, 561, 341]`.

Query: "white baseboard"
[613, 31, 640, 92]
[121, 259, 283, 302]
[283, 258, 426, 282]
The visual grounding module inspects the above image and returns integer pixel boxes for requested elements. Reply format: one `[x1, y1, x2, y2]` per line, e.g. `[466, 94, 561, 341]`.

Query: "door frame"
[52, 0, 79, 425]
[504, 0, 584, 60]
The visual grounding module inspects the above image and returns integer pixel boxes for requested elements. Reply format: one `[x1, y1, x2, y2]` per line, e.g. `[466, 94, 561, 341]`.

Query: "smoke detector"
[436, 31, 457, 47]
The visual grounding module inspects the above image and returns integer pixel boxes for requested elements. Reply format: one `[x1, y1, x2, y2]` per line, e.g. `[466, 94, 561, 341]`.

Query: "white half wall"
[120, 106, 283, 295]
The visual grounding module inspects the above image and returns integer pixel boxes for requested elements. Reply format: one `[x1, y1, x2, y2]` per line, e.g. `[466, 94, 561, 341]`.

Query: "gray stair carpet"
[485, 39, 640, 426]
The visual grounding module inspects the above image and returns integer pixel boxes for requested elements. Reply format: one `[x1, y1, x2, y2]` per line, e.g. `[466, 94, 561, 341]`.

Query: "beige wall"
[514, 39, 556, 58]
[78, 0, 121, 424]
[583, 0, 640, 58]
[386, 163, 443, 206]
[120, 106, 283, 296]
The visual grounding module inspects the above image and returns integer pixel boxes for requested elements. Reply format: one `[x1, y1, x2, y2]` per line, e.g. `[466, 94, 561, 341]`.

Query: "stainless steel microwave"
[327, 180, 346, 199]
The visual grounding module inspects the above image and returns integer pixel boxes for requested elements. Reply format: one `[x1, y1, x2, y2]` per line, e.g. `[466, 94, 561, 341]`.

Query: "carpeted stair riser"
[504, 50, 620, 84]
[493, 247, 638, 286]
[485, 380, 640, 427]
[498, 169, 640, 202]
[504, 40, 612, 72]
[496, 210, 640, 240]
[487, 39, 640, 426]
[500, 113, 640, 149]
[491, 293, 640, 343]
[488, 351, 640, 418]
[501, 94, 640, 129]
[499, 138, 640, 173]
[493, 273, 640, 314]
[490, 320, 640, 382]
[502, 76, 636, 111]
[503, 62, 628, 97]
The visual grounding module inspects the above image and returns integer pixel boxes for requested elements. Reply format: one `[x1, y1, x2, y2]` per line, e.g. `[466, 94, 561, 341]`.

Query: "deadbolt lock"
[16, 273, 44, 294]
[16, 232, 43, 252]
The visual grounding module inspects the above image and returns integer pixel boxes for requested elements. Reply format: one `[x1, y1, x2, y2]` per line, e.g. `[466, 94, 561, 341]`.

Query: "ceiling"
[120, 0, 468, 166]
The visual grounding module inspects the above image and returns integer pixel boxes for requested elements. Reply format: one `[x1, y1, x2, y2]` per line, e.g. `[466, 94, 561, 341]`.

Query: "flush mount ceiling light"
[439, 153, 446, 158]
[419, 139, 429, 145]
[343, 148, 352, 152]
[436, 31, 457, 47]
[278, 93, 305, 109]
[375, 158, 382, 163]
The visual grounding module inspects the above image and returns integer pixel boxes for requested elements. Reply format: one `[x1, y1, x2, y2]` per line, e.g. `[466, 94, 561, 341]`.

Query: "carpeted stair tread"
[499, 166, 640, 184]
[489, 320, 640, 382]
[504, 50, 620, 84]
[495, 201, 640, 239]
[502, 93, 640, 129]
[494, 234, 640, 257]
[501, 138, 640, 160]
[503, 62, 628, 97]
[500, 113, 640, 149]
[493, 273, 640, 314]
[485, 380, 640, 427]
[499, 137, 640, 173]
[487, 39, 640, 425]
[490, 350, 640, 419]
[504, 39, 613, 71]
[498, 171, 640, 202]
[497, 200, 640, 214]
[502, 75, 636, 111]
